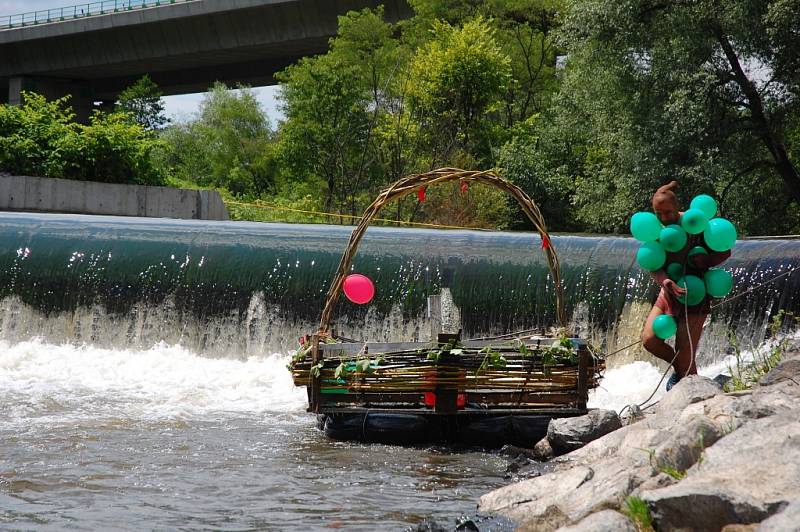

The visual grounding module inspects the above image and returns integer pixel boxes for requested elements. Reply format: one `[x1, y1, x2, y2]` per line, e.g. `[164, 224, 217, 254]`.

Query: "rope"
[710, 265, 800, 309]
[619, 262, 800, 419]
[224, 199, 494, 231]
[587, 264, 800, 361]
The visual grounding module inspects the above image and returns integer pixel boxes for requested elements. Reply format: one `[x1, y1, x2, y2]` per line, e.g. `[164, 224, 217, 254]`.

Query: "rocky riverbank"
[479, 342, 800, 531]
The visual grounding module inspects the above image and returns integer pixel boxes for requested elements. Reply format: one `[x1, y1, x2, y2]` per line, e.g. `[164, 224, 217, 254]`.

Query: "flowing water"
[1, 213, 799, 530]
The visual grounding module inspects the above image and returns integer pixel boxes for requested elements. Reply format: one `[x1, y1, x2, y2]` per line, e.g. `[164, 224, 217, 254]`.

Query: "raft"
[288, 169, 605, 446]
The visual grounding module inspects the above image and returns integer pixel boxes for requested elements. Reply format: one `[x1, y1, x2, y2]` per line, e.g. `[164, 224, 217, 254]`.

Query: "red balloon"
[343, 274, 375, 304]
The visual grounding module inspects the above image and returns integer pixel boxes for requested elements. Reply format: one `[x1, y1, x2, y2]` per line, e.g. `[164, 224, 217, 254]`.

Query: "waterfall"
[1, 212, 798, 366]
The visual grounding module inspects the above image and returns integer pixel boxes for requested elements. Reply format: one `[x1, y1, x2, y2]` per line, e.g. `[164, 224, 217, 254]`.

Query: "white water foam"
[590, 329, 800, 414]
[588, 361, 668, 413]
[0, 339, 307, 424]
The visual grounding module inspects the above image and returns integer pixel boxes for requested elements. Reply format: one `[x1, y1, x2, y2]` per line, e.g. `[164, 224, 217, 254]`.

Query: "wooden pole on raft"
[310, 333, 321, 413]
[577, 345, 590, 410]
[428, 294, 442, 341]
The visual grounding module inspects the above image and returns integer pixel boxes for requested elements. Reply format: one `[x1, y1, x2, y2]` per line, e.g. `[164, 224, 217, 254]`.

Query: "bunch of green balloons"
[630, 193, 738, 338]
[630, 193, 738, 271]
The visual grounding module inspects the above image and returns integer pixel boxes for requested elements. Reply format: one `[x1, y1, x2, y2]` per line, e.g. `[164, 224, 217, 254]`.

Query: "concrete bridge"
[0, 0, 411, 119]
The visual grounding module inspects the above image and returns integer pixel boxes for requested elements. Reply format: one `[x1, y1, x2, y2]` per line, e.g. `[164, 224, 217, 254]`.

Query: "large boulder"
[555, 510, 637, 532]
[758, 358, 800, 387]
[479, 426, 667, 528]
[547, 409, 622, 456]
[757, 500, 800, 531]
[656, 375, 723, 419]
[641, 410, 800, 531]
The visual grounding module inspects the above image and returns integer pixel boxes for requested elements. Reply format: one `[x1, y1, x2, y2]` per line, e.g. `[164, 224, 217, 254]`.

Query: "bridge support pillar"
[8, 76, 95, 122]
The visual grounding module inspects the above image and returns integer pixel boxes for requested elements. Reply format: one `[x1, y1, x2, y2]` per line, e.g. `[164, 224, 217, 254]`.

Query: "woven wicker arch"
[317, 168, 567, 336]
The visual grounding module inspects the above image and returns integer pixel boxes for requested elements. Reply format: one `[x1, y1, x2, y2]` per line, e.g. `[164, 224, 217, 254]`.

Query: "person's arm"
[649, 269, 686, 297]
[690, 249, 731, 269]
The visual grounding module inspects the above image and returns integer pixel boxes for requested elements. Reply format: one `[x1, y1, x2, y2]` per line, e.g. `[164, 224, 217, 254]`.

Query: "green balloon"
[690, 194, 718, 220]
[704, 218, 737, 252]
[677, 274, 706, 306]
[630, 211, 662, 242]
[704, 268, 733, 298]
[680, 208, 708, 235]
[659, 224, 688, 252]
[666, 262, 684, 281]
[653, 314, 677, 340]
[687, 246, 709, 258]
[637, 242, 667, 271]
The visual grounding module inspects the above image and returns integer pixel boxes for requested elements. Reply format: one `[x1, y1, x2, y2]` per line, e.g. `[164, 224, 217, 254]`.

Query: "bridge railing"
[3, 0, 195, 30]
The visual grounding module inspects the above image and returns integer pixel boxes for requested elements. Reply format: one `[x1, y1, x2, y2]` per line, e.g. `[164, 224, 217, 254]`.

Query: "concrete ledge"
[0, 175, 228, 220]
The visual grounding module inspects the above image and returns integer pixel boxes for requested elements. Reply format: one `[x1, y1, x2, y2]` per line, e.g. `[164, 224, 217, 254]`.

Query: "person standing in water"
[640, 181, 731, 390]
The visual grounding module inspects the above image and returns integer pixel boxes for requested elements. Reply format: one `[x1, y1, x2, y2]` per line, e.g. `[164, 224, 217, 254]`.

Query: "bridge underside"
[0, 0, 411, 117]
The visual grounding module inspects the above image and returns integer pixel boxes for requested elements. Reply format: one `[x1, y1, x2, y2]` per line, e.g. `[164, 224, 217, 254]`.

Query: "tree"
[116, 75, 168, 132]
[276, 8, 397, 215]
[408, 17, 512, 165]
[159, 83, 275, 196]
[558, 0, 800, 234]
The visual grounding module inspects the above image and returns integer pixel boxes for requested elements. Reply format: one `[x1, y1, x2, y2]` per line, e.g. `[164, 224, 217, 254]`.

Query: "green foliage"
[408, 17, 512, 163]
[623, 496, 654, 532]
[0, 92, 165, 185]
[557, 0, 800, 235]
[276, 7, 396, 215]
[53, 111, 166, 185]
[725, 311, 799, 391]
[115, 75, 168, 132]
[158, 83, 274, 196]
[498, 131, 578, 231]
[0, 92, 74, 177]
[477, 346, 508, 374]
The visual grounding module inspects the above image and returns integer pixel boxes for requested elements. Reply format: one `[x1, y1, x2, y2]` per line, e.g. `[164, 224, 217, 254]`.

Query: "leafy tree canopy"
[557, 0, 800, 234]
[116, 74, 168, 132]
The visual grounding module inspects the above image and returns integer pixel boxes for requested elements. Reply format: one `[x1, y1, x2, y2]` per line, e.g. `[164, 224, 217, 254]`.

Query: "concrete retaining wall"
[0, 175, 229, 220]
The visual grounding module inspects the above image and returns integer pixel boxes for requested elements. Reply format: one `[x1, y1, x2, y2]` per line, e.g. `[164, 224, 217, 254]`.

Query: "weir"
[1, 212, 798, 364]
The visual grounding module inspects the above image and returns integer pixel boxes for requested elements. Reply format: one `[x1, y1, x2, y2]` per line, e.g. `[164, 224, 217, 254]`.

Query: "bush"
[0, 92, 166, 186]
[53, 112, 166, 186]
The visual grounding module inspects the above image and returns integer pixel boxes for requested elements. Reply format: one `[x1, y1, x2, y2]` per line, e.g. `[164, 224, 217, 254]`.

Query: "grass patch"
[623, 496, 654, 531]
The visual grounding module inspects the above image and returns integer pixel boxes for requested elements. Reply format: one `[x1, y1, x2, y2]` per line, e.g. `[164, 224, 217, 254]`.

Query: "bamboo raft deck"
[290, 333, 604, 417]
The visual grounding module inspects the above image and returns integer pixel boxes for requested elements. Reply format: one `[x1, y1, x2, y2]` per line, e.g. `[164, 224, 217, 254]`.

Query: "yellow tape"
[224, 199, 493, 231]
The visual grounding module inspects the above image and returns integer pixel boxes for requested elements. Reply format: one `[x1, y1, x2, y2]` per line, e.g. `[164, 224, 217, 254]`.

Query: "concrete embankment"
[480, 340, 800, 531]
[0, 175, 228, 220]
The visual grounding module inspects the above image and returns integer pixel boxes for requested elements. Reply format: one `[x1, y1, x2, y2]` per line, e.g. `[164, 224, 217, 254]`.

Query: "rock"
[637, 471, 678, 492]
[479, 450, 657, 528]
[758, 359, 800, 387]
[499, 444, 539, 460]
[721, 525, 759, 532]
[532, 438, 554, 461]
[409, 519, 447, 532]
[656, 375, 722, 419]
[555, 510, 637, 532]
[514, 505, 571, 532]
[641, 410, 800, 531]
[714, 373, 733, 389]
[652, 415, 723, 474]
[454, 516, 479, 531]
[509, 460, 556, 481]
[547, 409, 622, 456]
[757, 500, 800, 531]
